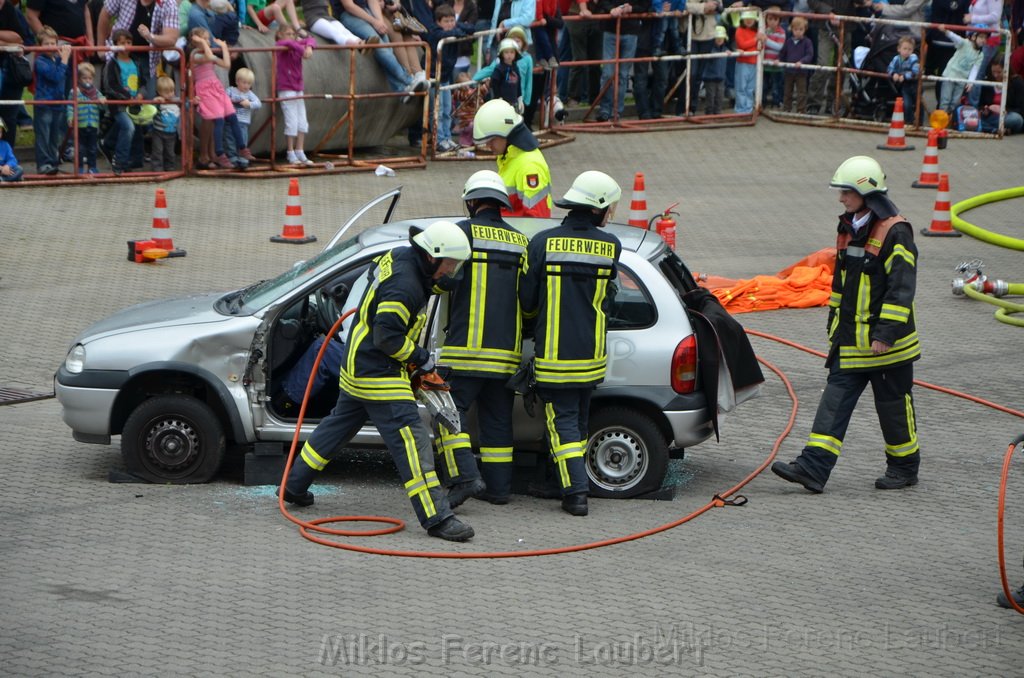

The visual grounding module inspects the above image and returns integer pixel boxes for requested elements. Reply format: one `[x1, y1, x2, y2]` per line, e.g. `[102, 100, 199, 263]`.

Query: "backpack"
[1, 53, 34, 89]
[955, 104, 980, 132]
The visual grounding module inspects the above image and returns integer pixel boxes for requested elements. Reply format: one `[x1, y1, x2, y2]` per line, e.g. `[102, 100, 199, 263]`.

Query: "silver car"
[55, 189, 742, 497]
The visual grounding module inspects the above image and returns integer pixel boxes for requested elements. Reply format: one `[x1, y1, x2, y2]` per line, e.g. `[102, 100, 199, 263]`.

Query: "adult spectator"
[594, 0, 650, 121]
[870, 0, 929, 25]
[25, 0, 94, 62]
[806, 0, 856, 114]
[332, 0, 427, 93]
[977, 57, 1024, 133]
[0, 0, 29, 142]
[566, 0, 602, 105]
[97, 0, 180, 97]
[491, 0, 535, 46]
[682, 0, 721, 114]
[633, 13, 667, 118]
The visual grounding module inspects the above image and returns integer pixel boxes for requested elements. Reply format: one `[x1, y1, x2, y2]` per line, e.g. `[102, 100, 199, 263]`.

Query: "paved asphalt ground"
[2, 119, 1023, 676]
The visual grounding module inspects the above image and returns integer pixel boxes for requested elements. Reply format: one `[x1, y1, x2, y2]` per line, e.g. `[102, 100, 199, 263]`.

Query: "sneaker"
[87, 167, 99, 175]
[477, 492, 509, 505]
[38, 164, 55, 175]
[997, 584, 1024, 609]
[62, 146, 75, 162]
[238, 147, 256, 162]
[112, 164, 124, 177]
[561, 493, 588, 516]
[436, 139, 459, 153]
[427, 515, 475, 542]
[213, 154, 234, 169]
[447, 478, 486, 509]
[771, 461, 824, 493]
[276, 486, 315, 507]
[286, 151, 300, 164]
[232, 156, 249, 170]
[874, 469, 918, 490]
[296, 151, 314, 167]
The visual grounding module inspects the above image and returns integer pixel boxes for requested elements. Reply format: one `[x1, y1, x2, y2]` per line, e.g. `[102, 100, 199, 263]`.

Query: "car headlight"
[65, 344, 86, 373]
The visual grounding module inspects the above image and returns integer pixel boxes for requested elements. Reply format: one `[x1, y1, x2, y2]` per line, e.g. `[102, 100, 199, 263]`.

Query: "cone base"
[911, 180, 940, 189]
[164, 248, 187, 257]
[877, 143, 916, 151]
[920, 227, 961, 237]
[271, 234, 318, 244]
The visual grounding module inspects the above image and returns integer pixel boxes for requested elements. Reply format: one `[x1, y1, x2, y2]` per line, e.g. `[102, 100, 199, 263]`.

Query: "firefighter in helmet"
[435, 170, 529, 505]
[280, 220, 478, 542]
[772, 155, 921, 493]
[519, 170, 623, 516]
[472, 98, 553, 218]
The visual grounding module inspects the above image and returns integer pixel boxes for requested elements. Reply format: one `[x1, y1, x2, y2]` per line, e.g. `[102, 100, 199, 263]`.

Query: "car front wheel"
[121, 395, 226, 483]
[586, 407, 669, 498]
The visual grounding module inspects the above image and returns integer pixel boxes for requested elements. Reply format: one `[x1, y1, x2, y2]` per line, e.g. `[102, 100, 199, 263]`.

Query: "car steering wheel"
[315, 282, 349, 337]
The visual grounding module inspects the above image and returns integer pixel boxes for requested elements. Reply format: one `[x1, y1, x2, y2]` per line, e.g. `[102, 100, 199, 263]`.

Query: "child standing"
[67, 61, 102, 175]
[101, 29, 145, 175]
[226, 67, 262, 155]
[778, 16, 813, 113]
[652, 0, 685, 58]
[473, 26, 532, 114]
[426, 4, 468, 153]
[0, 119, 24, 183]
[152, 76, 182, 171]
[703, 25, 729, 115]
[33, 27, 71, 175]
[939, 26, 987, 113]
[733, 10, 763, 114]
[481, 38, 523, 111]
[188, 27, 254, 170]
[888, 36, 921, 124]
[274, 24, 316, 166]
[761, 8, 786, 108]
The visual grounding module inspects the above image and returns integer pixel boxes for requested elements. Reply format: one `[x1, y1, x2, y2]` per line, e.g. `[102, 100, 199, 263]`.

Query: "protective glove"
[416, 355, 436, 374]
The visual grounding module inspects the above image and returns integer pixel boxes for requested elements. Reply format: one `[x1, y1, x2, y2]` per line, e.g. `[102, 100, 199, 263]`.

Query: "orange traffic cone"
[911, 129, 941, 188]
[271, 178, 317, 244]
[920, 173, 961, 237]
[628, 172, 648, 229]
[150, 188, 186, 257]
[877, 97, 915, 152]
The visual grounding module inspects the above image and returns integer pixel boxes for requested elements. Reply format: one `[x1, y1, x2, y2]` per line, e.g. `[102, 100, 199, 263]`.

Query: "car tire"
[585, 407, 669, 498]
[121, 395, 226, 483]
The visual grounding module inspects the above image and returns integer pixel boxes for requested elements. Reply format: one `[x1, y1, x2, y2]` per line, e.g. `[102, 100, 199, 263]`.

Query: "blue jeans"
[338, 13, 411, 91]
[734, 61, 757, 114]
[967, 42, 999, 107]
[103, 110, 135, 169]
[599, 32, 638, 119]
[33, 105, 66, 170]
[437, 87, 452, 142]
[980, 110, 1024, 135]
[75, 126, 98, 171]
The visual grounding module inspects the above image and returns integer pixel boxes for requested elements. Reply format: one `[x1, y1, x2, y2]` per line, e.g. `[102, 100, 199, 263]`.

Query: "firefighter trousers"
[536, 386, 592, 497]
[436, 374, 514, 497]
[795, 361, 920, 486]
[284, 390, 453, 529]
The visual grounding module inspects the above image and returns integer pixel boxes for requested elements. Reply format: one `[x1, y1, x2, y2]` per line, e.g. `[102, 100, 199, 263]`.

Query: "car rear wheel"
[586, 407, 669, 498]
[122, 395, 226, 483]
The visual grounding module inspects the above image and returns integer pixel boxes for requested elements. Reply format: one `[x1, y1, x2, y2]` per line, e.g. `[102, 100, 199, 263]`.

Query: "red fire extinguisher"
[649, 202, 680, 250]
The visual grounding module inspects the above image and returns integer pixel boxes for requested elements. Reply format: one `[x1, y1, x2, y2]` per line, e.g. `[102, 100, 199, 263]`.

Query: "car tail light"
[671, 336, 697, 394]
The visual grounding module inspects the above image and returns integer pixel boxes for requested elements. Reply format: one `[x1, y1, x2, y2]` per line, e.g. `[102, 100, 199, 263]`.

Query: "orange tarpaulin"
[697, 248, 837, 314]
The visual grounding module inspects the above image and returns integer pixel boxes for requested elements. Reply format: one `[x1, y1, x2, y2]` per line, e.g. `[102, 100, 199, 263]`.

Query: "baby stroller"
[845, 22, 904, 121]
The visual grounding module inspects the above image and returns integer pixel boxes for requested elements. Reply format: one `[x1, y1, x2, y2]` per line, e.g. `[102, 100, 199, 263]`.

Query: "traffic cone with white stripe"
[911, 129, 941, 188]
[628, 172, 648, 229]
[920, 173, 961, 237]
[150, 187, 185, 257]
[271, 178, 317, 244]
[877, 97, 915, 152]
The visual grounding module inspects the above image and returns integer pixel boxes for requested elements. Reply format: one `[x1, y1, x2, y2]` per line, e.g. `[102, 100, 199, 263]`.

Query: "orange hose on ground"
[998, 436, 1024, 615]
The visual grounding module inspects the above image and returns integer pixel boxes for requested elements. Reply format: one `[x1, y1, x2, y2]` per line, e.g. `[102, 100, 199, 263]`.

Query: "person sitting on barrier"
[937, 25, 986, 113]
[0, 119, 24, 182]
[330, 0, 427, 95]
[298, 0, 364, 48]
[977, 58, 1024, 134]
[188, 27, 254, 169]
[245, 0, 304, 35]
[274, 24, 317, 165]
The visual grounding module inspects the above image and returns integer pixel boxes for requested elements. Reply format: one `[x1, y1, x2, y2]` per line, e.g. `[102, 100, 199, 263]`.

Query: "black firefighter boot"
[278, 458, 318, 507]
[477, 461, 513, 505]
[771, 449, 835, 494]
[875, 452, 919, 490]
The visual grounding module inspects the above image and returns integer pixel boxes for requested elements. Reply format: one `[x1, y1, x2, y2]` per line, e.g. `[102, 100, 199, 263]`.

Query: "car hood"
[74, 292, 232, 343]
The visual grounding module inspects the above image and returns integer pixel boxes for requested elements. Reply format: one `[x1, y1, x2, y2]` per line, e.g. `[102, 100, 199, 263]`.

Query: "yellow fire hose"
[951, 186, 1024, 251]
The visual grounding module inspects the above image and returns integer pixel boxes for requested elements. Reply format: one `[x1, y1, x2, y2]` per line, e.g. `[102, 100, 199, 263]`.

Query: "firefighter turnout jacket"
[497, 126, 553, 218]
[440, 208, 529, 377]
[828, 213, 920, 372]
[520, 212, 622, 387]
[339, 246, 432, 401]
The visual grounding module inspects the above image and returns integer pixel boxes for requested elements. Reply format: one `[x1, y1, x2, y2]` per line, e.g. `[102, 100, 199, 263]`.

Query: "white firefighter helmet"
[462, 170, 511, 208]
[412, 220, 472, 262]
[473, 99, 522, 143]
[554, 170, 623, 210]
[830, 155, 888, 195]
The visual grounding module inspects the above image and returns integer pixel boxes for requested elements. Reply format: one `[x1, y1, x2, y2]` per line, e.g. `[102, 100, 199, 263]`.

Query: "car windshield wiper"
[219, 280, 267, 315]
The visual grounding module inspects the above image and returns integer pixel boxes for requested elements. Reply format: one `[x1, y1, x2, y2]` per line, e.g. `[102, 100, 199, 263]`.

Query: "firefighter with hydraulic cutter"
[435, 170, 529, 506]
[472, 98, 553, 218]
[519, 170, 623, 516]
[280, 220, 477, 542]
[772, 155, 921, 493]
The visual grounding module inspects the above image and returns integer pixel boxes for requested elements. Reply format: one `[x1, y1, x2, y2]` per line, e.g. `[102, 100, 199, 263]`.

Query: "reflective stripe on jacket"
[440, 210, 528, 377]
[828, 213, 920, 371]
[339, 247, 432, 401]
[519, 212, 622, 387]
